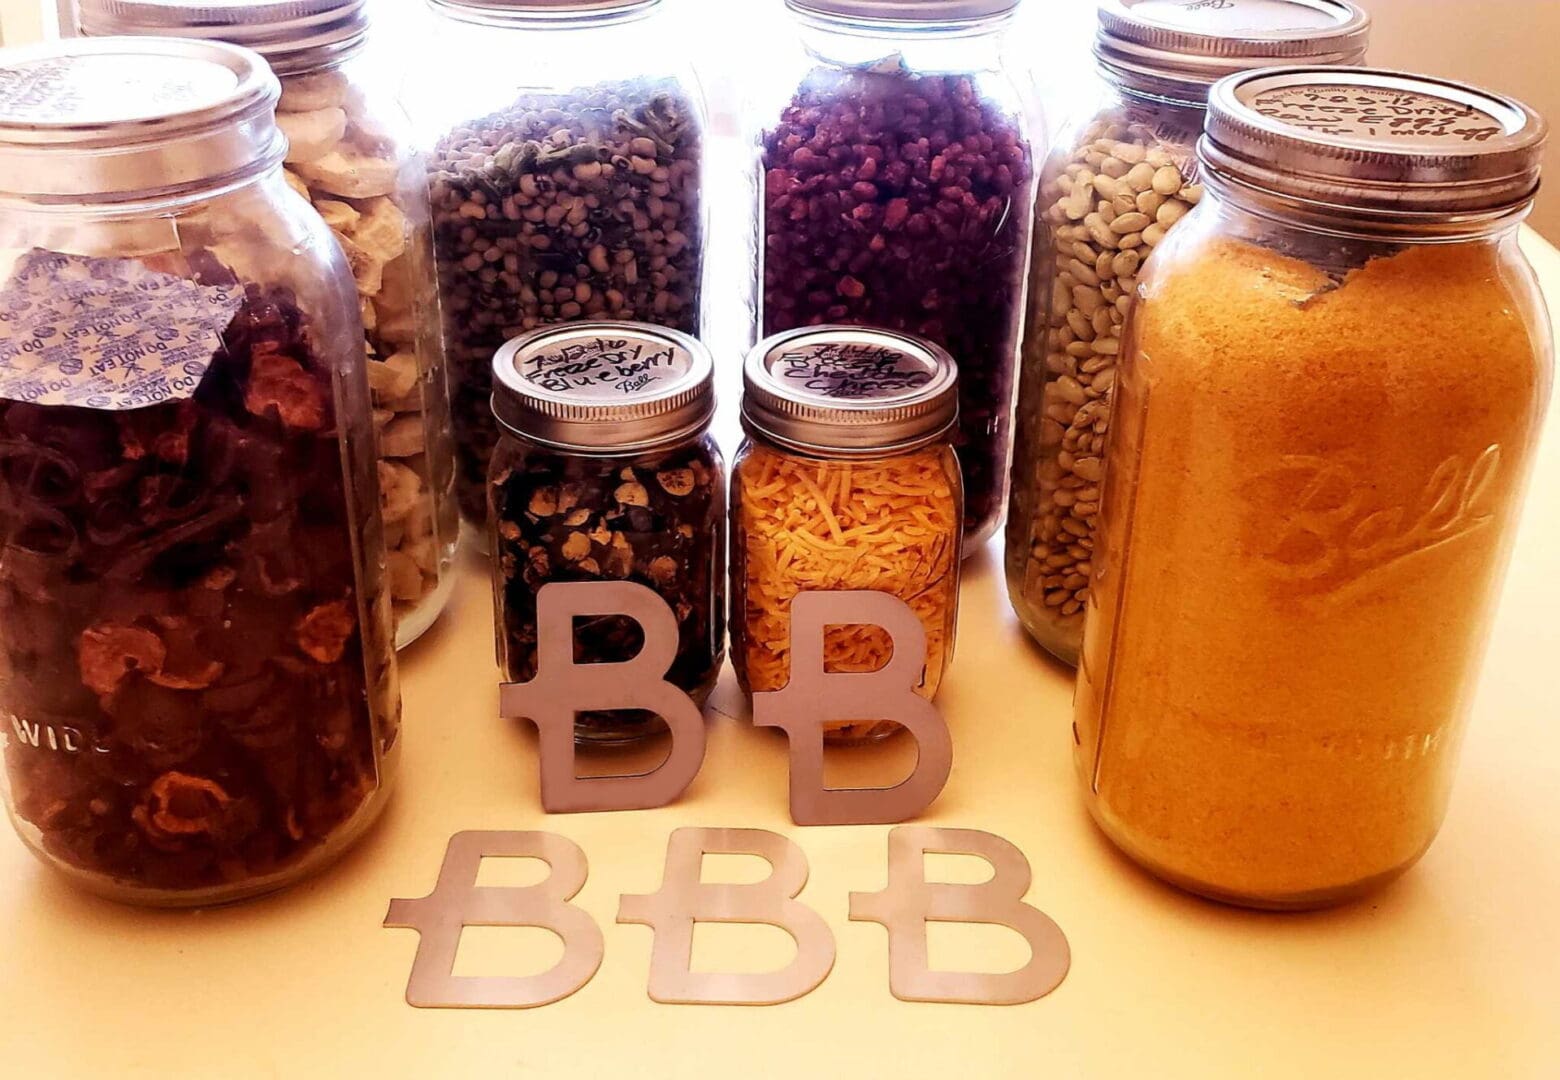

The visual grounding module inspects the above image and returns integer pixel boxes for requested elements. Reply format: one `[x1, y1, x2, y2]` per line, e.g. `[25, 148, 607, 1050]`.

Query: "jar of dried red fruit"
[752, 0, 1035, 555]
[77, 0, 461, 650]
[487, 322, 724, 745]
[0, 39, 400, 905]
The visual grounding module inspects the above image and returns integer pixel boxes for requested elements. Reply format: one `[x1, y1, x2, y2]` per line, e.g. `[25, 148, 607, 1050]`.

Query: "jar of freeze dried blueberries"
[0, 39, 400, 905]
[753, 0, 1035, 555]
[78, 0, 461, 649]
[488, 322, 723, 745]
[1005, 0, 1370, 665]
[731, 327, 963, 744]
[407, 0, 707, 533]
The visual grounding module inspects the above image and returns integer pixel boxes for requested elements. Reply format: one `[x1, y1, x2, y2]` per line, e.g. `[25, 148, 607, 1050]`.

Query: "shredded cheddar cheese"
[732, 442, 962, 721]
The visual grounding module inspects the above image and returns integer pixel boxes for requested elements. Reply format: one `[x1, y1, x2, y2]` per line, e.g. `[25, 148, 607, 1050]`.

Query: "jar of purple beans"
[752, 0, 1037, 554]
[0, 40, 400, 905]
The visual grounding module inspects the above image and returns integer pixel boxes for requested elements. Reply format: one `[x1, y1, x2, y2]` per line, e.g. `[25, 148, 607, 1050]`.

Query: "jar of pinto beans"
[751, 0, 1036, 555]
[1005, 0, 1370, 666]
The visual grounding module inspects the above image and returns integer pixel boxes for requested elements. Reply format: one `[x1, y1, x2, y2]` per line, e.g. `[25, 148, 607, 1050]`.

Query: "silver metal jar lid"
[0, 37, 281, 201]
[77, 1, 368, 75]
[742, 327, 959, 456]
[1200, 67, 1547, 218]
[785, 1, 1020, 24]
[1096, 0, 1370, 103]
[427, 0, 658, 22]
[491, 322, 714, 453]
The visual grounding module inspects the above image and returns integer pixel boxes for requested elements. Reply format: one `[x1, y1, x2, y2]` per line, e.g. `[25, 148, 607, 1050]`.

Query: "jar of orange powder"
[731, 327, 963, 743]
[1075, 69, 1552, 909]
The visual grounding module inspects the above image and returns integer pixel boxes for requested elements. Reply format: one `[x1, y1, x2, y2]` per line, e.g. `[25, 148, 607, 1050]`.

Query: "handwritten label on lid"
[519, 334, 691, 401]
[770, 341, 935, 402]
[1129, 0, 1343, 33]
[0, 53, 240, 126]
[0, 250, 243, 411]
[1244, 83, 1508, 145]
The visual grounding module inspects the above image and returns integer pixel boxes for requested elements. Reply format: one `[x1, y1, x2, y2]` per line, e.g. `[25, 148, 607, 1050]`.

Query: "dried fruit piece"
[78, 623, 166, 696]
[244, 345, 327, 431]
[333, 229, 386, 295]
[378, 416, 424, 458]
[295, 600, 357, 664]
[279, 69, 348, 112]
[314, 198, 361, 231]
[656, 468, 695, 496]
[279, 107, 348, 164]
[367, 352, 420, 400]
[351, 197, 408, 264]
[136, 772, 232, 839]
[296, 149, 399, 199]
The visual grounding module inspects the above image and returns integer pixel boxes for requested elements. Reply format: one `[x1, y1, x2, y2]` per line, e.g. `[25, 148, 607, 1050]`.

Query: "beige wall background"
[2, 0, 1558, 236]
[1364, 0, 1560, 238]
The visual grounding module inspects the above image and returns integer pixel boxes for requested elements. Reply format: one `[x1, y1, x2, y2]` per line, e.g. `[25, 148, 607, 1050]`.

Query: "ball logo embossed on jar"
[1246, 446, 1501, 593]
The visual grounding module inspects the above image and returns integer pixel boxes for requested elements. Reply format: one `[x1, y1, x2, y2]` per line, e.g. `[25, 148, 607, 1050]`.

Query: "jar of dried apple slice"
[80, 0, 461, 648]
[0, 38, 400, 905]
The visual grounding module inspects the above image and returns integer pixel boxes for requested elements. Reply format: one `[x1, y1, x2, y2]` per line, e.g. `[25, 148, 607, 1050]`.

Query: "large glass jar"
[731, 327, 964, 743]
[1075, 69, 1552, 910]
[1006, 0, 1371, 664]
[0, 40, 400, 904]
[487, 323, 724, 745]
[405, 0, 708, 533]
[752, 0, 1034, 554]
[78, 0, 460, 649]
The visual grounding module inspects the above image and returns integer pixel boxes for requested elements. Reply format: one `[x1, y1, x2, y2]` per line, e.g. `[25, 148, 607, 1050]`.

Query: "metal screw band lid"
[785, 1, 1020, 25]
[427, 0, 659, 23]
[77, 0, 368, 75]
[491, 322, 715, 453]
[1096, 0, 1370, 104]
[0, 37, 281, 200]
[742, 327, 959, 456]
[1200, 67, 1548, 218]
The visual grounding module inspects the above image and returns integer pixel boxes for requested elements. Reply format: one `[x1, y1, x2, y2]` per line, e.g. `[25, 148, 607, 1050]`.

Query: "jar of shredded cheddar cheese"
[731, 327, 964, 743]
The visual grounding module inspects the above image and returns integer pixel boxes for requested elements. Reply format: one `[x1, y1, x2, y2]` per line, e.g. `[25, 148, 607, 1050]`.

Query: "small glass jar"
[406, 0, 708, 533]
[1006, 0, 1371, 664]
[0, 39, 400, 905]
[731, 327, 964, 742]
[1076, 69, 1552, 910]
[487, 322, 723, 744]
[751, 0, 1035, 554]
[79, 0, 462, 649]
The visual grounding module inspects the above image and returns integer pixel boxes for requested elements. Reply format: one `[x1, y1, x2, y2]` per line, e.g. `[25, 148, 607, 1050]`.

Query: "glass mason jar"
[1075, 69, 1553, 910]
[487, 323, 724, 744]
[752, 0, 1035, 555]
[1006, 0, 1371, 664]
[731, 327, 964, 742]
[78, 0, 460, 649]
[405, 0, 708, 533]
[0, 39, 400, 904]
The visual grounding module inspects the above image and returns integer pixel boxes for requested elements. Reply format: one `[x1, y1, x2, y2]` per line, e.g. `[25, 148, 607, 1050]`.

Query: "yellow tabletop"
[2, 220, 1558, 1077]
